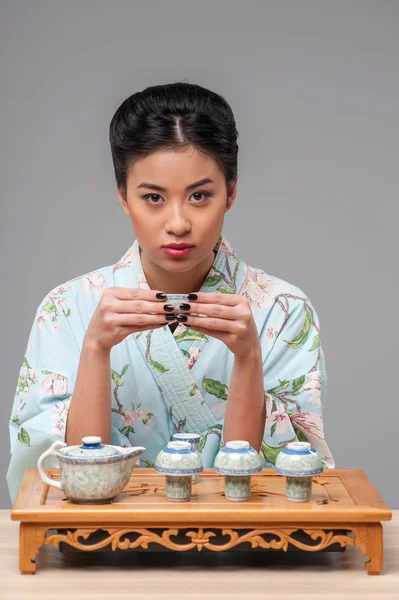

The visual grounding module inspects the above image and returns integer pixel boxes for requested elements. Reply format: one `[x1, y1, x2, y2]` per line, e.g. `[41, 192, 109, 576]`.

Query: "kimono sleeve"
[260, 293, 335, 468]
[6, 285, 81, 504]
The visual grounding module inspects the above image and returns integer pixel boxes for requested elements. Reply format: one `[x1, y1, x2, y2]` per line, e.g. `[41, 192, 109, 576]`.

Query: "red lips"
[162, 243, 195, 249]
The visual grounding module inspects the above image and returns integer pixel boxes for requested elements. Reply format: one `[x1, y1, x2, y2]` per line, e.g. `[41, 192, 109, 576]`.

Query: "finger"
[105, 287, 167, 302]
[112, 299, 171, 315]
[178, 314, 242, 335]
[113, 313, 176, 327]
[186, 292, 245, 307]
[177, 302, 238, 320]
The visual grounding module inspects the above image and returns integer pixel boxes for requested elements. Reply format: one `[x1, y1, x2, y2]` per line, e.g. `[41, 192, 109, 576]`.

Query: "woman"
[7, 82, 334, 504]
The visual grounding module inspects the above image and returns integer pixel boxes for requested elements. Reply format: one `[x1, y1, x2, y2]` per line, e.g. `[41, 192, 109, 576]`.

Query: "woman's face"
[118, 146, 236, 275]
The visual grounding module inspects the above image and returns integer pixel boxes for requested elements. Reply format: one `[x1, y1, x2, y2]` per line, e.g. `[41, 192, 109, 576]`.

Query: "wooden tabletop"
[1, 510, 398, 599]
[11, 468, 392, 524]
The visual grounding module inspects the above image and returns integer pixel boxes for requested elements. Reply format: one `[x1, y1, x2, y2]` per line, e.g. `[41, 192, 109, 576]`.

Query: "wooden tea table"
[10, 468, 392, 576]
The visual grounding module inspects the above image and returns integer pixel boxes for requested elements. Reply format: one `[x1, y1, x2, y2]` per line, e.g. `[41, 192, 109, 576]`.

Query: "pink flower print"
[291, 412, 334, 467]
[40, 373, 68, 398]
[119, 407, 147, 427]
[27, 369, 39, 384]
[266, 402, 291, 435]
[136, 274, 150, 290]
[305, 371, 322, 408]
[50, 399, 70, 437]
[114, 245, 136, 270]
[54, 296, 67, 309]
[52, 420, 65, 437]
[266, 323, 279, 341]
[291, 412, 324, 441]
[52, 284, 71, 295]
[241, 269, 277, 309]
[132, 407, 147, 422]
[264, 392, 273, 418]
[22, 386, 29, 400]
[186, 347, 201, 370]
[37, 310, 51, 330]
[81, 271, 106, 295]
[143, 419, 152, 430]
[119, 409, 135, 428]
[217, 237, 236, 258]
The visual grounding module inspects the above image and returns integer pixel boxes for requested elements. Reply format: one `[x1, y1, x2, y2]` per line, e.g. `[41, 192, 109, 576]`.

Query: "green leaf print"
[42, 302, 56, 313]
[270, 423, 277, 437]
[203, 274, 224, 288]
[202, 376, 228, 400]
[64, 309, 71, 317]
[181, 349, 191, 359]
[22, 358, 31, 369]
[111, 369, 122, 386]
[148, 357, 169, 373]
[294, 428, 308, 443]
[217, 285, 235, 294]
[309, 334, 320, 352]
[199, 436, 206, 453]
[189, 383, 199, 396]
[121, 364, 129, 376]
[18, 427, 31, 447]
[174, 329, 209, 344]
[141, 459, 155, 468]
[292, 375, 306, 394]
[41, 370, 52, 375]
[260, 440, 281, 464]
[17, 376, 25, 392]
[269, 379, 290, 393]
[120, 425, 135, 436]
[284, 305, 312, 349]
[12, 415, 21, 426]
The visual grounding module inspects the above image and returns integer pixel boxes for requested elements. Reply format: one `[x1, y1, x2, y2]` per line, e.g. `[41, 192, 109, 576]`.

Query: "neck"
[141, 251, 216, 294]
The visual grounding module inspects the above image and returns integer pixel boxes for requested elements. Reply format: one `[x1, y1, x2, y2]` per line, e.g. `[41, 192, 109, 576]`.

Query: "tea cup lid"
[63, 436, 122, 459]
[154, 441, 203, 474]
[213, 440, 262, 475]
[173, 433, 201, 444]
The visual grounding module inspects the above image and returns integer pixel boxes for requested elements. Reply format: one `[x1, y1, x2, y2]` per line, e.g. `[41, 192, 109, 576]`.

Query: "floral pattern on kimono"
[7, 234, 334, 504]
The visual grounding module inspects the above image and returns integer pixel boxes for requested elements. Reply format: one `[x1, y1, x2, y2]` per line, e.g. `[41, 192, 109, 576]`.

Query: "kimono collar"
[113, 234, 243, 294]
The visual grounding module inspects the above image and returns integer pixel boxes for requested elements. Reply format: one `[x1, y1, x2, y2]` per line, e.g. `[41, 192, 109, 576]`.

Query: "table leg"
[365, 523, 383, 575]
[19, 523, 46, 574]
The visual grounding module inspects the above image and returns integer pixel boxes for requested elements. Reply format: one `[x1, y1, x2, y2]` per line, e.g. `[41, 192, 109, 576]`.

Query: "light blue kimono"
[7, 235, 335, 504]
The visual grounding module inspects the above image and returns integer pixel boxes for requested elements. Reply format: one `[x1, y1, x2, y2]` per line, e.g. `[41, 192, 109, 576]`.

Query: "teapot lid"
[63, 436, 122, 459]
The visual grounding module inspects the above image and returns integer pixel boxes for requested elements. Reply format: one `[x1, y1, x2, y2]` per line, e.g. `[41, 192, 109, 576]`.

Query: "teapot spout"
[124, 446, 145, 458]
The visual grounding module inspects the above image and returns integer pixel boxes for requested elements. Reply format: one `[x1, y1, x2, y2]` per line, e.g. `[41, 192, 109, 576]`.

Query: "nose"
[164, 203, 192, 236]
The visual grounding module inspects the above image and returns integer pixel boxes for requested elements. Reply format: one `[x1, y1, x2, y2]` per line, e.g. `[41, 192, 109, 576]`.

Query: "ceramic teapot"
[37, 436, 145, 504]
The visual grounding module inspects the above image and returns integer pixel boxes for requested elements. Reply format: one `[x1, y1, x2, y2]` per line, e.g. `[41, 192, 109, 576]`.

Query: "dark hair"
[109, 81, 239, 194]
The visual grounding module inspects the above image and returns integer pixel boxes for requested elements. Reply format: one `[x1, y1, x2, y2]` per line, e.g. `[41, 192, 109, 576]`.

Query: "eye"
[142, 194, 164, 205]
[190, 191, 212, 203]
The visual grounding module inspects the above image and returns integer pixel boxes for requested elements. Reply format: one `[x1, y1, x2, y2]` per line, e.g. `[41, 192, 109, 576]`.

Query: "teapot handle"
[37, 441, 67, 490]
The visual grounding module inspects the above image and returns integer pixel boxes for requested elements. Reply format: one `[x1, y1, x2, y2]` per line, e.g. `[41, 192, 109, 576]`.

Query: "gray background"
[1, 0, 398, 509]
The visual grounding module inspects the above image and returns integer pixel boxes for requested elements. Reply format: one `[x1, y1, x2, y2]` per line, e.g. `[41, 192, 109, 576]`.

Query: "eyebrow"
[136, 177, 215, 193]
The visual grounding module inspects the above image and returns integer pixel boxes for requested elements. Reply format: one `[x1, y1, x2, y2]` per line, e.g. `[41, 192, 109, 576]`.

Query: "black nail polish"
[179, 303, 191, 310]
[188, 294, 198, 301]
[164, 304, 174, 312]
[176, 314, 188, 322]
[165, 314, 177, 321]
[156, 292, 166, 300]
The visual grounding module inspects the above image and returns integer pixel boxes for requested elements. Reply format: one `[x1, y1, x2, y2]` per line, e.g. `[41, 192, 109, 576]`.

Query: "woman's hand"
[177, 292, 261, 358]
[85, 287, 170, 351]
